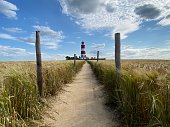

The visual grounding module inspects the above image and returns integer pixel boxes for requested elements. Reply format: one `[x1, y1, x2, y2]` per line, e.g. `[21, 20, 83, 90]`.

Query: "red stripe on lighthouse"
[81, 45, 85, 48]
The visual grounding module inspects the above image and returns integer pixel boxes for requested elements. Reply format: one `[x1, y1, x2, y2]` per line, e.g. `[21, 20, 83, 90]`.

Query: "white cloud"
[60, 0, 170, 39]
[121, 45, 170, 59]
[93, 44, 170, 60]
[83, 31, 94, 36]
[146, 26, 162, 31]
[18, 37, 35, 44]
[0, 45, 33, 57]
[0, 26, 65, 49]
[0, 45, 68, 61]
[33, 25, 65, 49]
[33, 25, 64, 39]
[89, 50, 100, 56]
[0, 0, 18, 19]
[2, 27, 24, 33]
[42, 53, 67, 60]
[158, 18, 170, 26]
[0, 33, 17, 40]
[0, 33, 35, 46]
[88, 49, 113, 59]
[66, 41, 76, 44]
[166, 40, 170, 46]
[42, 42, 59, 49]
[112, 22, 140, 39]
[91, 43, 105, 49]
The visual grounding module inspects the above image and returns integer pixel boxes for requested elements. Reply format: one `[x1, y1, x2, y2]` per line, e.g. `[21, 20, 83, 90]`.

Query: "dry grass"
[0, 60, 85, 126]
[88, 60, 170, 127]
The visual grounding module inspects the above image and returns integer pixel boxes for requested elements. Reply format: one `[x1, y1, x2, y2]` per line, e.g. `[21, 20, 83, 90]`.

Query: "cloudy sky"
[0, 0, 170, 61]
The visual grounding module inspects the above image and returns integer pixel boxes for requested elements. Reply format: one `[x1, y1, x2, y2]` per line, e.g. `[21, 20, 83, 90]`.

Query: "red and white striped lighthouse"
[81, 41, 86, 59]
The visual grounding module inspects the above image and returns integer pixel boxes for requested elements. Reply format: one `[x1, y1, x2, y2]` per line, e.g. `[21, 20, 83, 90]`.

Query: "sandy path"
[43, 62, 117, 127]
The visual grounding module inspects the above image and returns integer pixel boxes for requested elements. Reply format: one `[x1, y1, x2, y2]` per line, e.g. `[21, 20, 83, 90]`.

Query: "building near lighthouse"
[65, 41, 105, 60]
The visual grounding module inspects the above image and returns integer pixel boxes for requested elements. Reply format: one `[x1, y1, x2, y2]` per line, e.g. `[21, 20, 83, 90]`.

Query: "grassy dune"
[88, 60, 170, 127]
[0, 60, 85, 127]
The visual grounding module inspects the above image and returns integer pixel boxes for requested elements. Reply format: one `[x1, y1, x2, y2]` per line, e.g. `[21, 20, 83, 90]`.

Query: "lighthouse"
[81, 41, 86, 59]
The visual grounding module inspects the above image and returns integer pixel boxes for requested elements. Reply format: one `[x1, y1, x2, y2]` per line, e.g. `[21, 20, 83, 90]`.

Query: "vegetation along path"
[43, 62, 117, 127]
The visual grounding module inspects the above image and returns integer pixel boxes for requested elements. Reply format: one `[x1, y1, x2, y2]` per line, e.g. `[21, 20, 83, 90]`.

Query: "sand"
[43, 62, 117, 127]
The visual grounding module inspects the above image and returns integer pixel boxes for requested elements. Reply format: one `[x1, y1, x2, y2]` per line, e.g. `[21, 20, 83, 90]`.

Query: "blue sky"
[0, 0, 170, 61]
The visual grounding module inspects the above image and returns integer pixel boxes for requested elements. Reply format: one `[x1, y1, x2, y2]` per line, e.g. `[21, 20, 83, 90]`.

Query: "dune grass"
[0, 60, 85, 127]
[88, 60, 170, 127]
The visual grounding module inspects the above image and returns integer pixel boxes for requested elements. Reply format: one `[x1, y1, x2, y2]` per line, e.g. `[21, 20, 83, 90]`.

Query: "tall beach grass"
[0, 60, 85, 126]
[88, 60, 170, 127]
